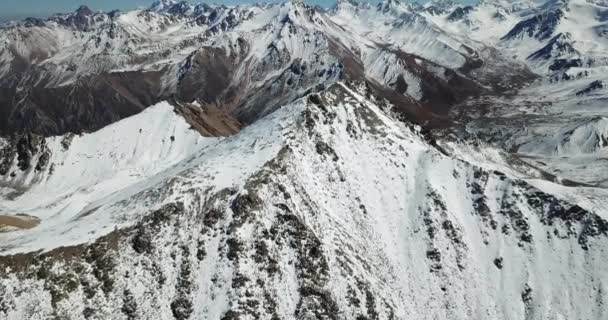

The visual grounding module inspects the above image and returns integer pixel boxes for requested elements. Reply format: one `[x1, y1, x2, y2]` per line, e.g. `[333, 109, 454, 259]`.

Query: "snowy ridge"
[0, 82, 606, 319]
[331, 0, 470, 68]
[0, 97, 295, 254]
[518, 116, 608, 156]
[421, 0, 520, 44]
[0, 102, 214, 252]
[0, 1, 608, 319]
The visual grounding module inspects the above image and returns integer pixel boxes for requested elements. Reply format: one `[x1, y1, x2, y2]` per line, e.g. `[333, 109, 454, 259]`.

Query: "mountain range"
[0, 0, 607, 319]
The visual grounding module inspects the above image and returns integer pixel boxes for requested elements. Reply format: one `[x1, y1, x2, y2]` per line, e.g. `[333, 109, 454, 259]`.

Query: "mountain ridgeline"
[0, 1, 607, 319]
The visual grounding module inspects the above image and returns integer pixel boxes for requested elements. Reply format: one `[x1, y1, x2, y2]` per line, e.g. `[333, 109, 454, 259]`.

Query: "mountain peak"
[423, 0, 457, 15]
[380, 0, 403, 7]
[75, 5, 93, 16]
[149, 0, 179, 12]
[290, 0, 308, 8]
[333, 0, 365, 12]
[376, 0, 409, 13]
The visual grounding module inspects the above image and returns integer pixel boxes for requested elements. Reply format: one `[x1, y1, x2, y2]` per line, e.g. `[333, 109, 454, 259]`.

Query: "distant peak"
[379, 0, 403, 6]
[377, 0, 408, 13]
[149, 0, 179, 12]
[148, 0, 196, 15]
[333, 0, 363, 11]
[194, 2, 212, 13]
[422, 0, 458, 15]
[75, 5, 93, 16]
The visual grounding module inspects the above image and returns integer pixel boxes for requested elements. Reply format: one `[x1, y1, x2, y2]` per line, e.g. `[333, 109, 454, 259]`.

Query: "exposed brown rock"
[173, 101, 242, 137]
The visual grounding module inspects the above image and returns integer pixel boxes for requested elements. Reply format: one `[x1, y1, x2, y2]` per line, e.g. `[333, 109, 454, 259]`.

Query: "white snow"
[0, 2, 607, 319]
[0, 99, 287, 254]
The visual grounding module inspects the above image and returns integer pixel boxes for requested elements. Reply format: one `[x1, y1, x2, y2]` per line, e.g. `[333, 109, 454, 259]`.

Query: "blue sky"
[0, 0, 473, 19]
[2, 0, 150, 17]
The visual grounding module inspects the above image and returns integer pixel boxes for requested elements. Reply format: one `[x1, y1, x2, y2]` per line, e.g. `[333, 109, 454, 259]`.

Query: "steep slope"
[331, 0, 469, 69]
[0, 101, 222, 250]
[1, 82, 606, 319]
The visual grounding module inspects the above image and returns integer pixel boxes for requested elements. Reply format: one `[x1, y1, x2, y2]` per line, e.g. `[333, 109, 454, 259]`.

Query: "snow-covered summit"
[0, 0, 607, 319]
[1, 81, 607, 319]
[149, 0, 180, 12]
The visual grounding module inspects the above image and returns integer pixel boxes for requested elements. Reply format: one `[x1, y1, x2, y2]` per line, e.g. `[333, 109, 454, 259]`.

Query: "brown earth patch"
[173, 101, 242, 137]
[0, 214, 41, 230]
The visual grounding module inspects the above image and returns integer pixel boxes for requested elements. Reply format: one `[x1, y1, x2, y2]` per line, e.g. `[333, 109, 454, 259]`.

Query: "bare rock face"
[502, 8, 564, 41]
[0, 133, 50, 176]
[177, 46, 243, 108]
[173, 101, 242, 137]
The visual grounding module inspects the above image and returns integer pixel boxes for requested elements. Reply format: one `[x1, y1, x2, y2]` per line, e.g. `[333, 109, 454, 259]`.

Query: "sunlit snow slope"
[0, 82, 606, 319]
[0, 1, 608, 319]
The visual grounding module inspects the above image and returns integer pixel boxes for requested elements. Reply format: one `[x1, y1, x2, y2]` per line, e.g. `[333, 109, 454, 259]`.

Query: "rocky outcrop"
[0, 133, 50, 176]
[502, 8, 564, 41]
[173, 101, 242, 137]
[576, 80, 605, 96]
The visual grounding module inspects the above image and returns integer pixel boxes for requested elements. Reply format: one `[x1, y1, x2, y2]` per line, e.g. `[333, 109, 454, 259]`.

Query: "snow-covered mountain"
[420, 0, 608, 188]
[0, 0, 536, 136]
[1, 1, 608, 319]
[1, 81, 607, 319]
[425, 0, 608, 74]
